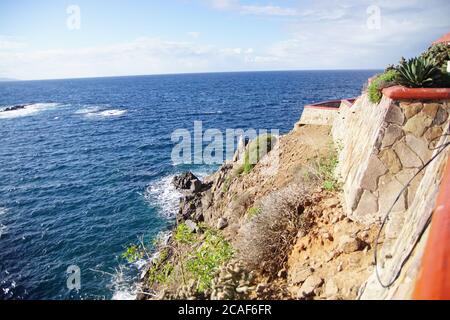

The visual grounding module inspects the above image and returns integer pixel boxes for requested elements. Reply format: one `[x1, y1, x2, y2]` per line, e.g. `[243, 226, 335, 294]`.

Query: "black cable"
[374, 131, 450, 289]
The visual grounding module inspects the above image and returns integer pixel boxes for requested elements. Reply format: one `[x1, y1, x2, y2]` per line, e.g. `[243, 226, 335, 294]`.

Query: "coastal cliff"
[138, 85, 450, 300]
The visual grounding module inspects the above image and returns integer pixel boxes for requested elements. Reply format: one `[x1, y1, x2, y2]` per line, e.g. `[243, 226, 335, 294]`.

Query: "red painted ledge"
[413, 154, 450, 300]
[383, 86, 450, 100]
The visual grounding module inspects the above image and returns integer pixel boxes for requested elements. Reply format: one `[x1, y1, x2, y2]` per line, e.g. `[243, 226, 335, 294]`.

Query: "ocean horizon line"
[1, 68, 384, 83]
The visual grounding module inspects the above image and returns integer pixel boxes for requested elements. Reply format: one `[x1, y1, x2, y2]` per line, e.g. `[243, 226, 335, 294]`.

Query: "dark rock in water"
[1, 104, 28, 112]
[0, 104, 28, 112]
[172, 172, 199, 191]
[174, 172, 213, 223]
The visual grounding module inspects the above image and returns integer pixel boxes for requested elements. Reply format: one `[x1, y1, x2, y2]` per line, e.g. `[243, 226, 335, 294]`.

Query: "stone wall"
[333, 94, 450, 226]
[359, 135, 449, 299]
[332, 94, 390, 223]
[332, 92, 450, 299]
[297, 107, 338, 126]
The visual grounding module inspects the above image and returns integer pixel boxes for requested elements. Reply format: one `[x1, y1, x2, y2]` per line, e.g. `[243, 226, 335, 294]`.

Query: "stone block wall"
[359, 134, 449, 299]
[297, 107, 338, 126]
[332, 94, 390, 223]
[333, 94, 450, 226]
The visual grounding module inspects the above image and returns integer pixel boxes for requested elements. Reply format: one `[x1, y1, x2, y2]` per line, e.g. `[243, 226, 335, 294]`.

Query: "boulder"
[217, 218, 228, 230]
[325, 279, 339, 297]
[290, 267, 313, 285]
[323, 197, 340, 208]
[172, 172, 199, 190]
[185, 220, 199, 233]
[190, 179, 203, 193]
[338, 235, 363, 254]
[297, 275, 324, 298]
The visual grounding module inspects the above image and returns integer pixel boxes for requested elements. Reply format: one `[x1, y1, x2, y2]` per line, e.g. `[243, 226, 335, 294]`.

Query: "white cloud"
[1, 1, 449, 79]
[187, 31, 201, 39]
[240, 5, 297, 16]
[0, 36, 27, 50]
[205, 0, 298, 16]
[257, 0, 450, 69]
[0, 37, 258, 80]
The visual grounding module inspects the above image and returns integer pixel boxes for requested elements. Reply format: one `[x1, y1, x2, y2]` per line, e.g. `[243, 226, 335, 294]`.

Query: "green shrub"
[149, 224, 233, 294]
[122, 244, 144, 263]
[185, 229, 233, 293]
[243, 134, 275, 174]
[397, 56, 443, 88]
[421, 43, 450, 69]
[304, 146, 341, 191]
[174, 223, 196, 244]
[147, 248, 173, 285]
[368, 70, 399, 104]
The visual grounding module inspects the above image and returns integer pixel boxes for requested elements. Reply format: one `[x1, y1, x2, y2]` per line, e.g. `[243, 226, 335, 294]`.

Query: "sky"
[0, 0, 449, 80]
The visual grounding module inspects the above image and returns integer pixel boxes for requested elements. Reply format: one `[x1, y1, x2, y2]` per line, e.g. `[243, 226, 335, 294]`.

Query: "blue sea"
[0, 71, 377, 300]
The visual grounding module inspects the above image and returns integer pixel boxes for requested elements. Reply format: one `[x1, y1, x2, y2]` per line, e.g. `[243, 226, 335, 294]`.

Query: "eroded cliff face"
[142, 92, 449, 300]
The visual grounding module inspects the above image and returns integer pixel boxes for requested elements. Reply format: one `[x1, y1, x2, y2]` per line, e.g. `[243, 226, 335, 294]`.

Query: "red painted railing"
[383, 86, 450, 100]
[413, 154, 450, 300]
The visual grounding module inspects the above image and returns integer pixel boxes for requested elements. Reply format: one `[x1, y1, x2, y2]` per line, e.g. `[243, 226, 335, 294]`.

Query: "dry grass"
[234, 180, 315, 276]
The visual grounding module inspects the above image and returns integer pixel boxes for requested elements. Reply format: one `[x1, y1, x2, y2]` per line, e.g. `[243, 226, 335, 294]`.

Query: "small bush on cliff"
[147, 248, 173, 285]
[147, 223, 233, 296]
[368, 70, 399, 104]
[243, 134, 276, 174]
[235, 182, 312, 276]
[186, 229, 233, 293]
[305, 147, 341, 191]
[174, 223, 196, 244]
[122, 244, 144, 263]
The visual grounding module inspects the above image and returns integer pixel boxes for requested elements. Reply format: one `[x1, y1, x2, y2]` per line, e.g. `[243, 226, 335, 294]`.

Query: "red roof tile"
[433, 32, 450, 44]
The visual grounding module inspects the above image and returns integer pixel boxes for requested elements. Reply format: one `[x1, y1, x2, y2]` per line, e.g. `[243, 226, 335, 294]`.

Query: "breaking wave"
[0, 103, 60, 119]
[76, 106, 127, 118]
[144, 175, 181, 219]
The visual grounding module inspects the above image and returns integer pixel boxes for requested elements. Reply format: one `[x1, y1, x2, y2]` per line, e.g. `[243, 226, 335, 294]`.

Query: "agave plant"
[397, 56, 442, 88]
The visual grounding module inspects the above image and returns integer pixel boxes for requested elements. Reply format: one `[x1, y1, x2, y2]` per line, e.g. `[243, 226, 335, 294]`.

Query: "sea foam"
[0, 103, 59, 119]
[76, 106, 127, 118]
[144, 175, 181, 219]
